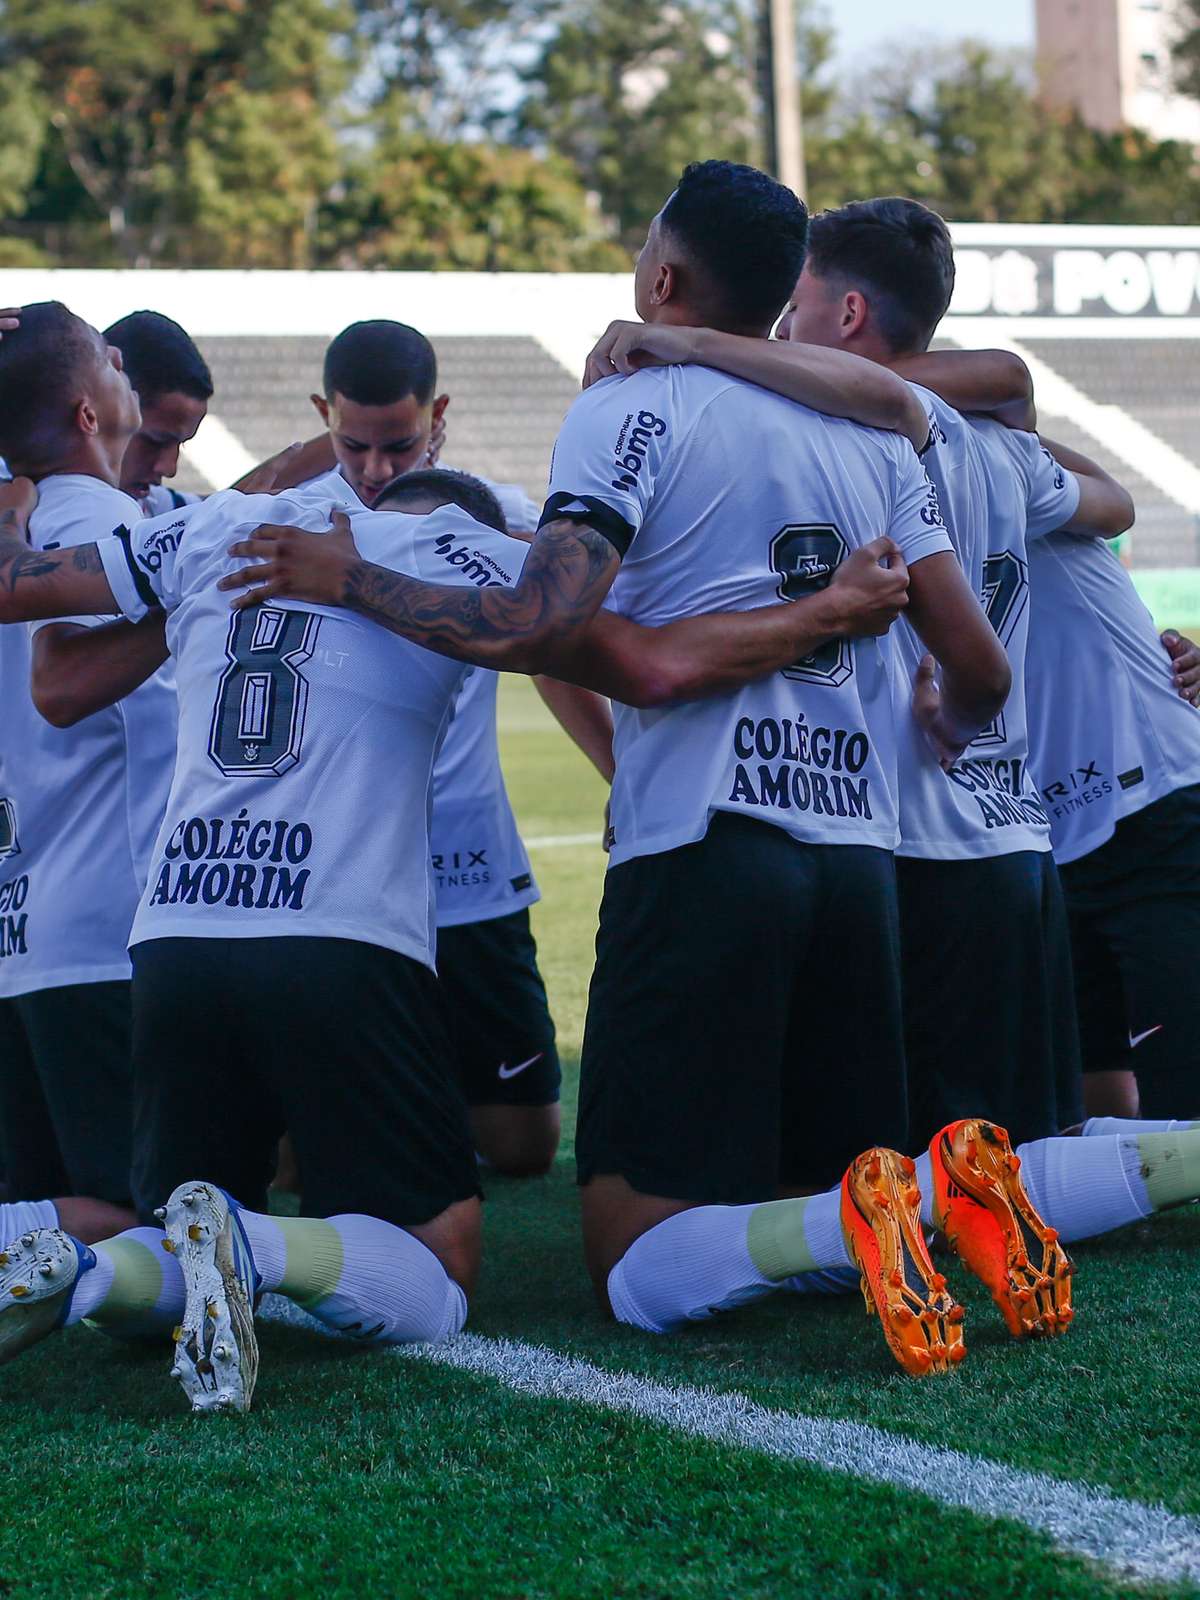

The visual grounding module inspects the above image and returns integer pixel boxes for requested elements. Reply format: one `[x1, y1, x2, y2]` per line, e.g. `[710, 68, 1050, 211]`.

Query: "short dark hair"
[660, 161, 809, 331]
[375, 468, 506, 533]
[806, 198, 955, 355]
[0, 302, 103, 473]
[323, 321, 437, 406]
[103, 311, 213, 406]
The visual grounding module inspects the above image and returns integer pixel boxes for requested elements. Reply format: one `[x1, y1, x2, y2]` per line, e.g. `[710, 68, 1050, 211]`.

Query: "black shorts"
[577, 811, 908, 1203]
[130, 937, 480, 1227]
[897, 851, 1082, 1150]
[1059, 784, 1200, 1118]
[0, 981, 133, 1206]
[436, 909, 561, 1107]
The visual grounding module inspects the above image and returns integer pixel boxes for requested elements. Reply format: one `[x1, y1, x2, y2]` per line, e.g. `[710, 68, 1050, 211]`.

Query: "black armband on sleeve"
[114, 524, 162, 612]
[917, 428, 935, 458]
[538, 492, 635, 559]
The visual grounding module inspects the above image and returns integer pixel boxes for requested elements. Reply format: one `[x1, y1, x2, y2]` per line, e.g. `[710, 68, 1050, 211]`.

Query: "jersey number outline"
[769, 523, 853, 687]
[208, 607, 320, 777]
[971, 550, 1028, 749]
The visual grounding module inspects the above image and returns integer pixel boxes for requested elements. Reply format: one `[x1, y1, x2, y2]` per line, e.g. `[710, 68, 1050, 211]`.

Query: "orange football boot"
[928, 1118, 1074, 1339]
[841, 1146, 966, 1376]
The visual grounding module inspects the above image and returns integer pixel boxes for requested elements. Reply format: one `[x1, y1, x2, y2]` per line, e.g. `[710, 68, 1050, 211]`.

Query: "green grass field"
[4, 675, 1199, 1599]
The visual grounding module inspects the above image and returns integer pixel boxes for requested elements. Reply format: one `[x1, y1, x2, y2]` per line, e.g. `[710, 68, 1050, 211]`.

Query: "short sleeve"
[1021, 437, 1083, 540]
[385, 505, 530, 590]
[541, 375, 672, 557]
[97, 504, 195, 620]
[889, 448, 956, 567]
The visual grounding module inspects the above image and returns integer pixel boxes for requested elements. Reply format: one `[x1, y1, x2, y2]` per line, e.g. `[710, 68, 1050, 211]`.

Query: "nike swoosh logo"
[498, 1052, 542, 1081]
[1129, 1025, 1164, 1049]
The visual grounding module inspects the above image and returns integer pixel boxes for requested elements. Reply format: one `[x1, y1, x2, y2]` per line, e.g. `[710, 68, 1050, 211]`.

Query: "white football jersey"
[301, 465, 542, 929]
[142, 484, 201, 518]
[0, 475, 179, 997]
[430, 668, 538, 927]
[97, 477, 529, 969]
[546, 367, 954, 864]
[1025, 532, 1200, 863]
[891, 400, 1080, 859]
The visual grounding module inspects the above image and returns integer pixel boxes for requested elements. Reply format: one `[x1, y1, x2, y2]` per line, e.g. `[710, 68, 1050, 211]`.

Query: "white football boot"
[0, 1228, 94, 1363]
[159, 1182, 260, 1415]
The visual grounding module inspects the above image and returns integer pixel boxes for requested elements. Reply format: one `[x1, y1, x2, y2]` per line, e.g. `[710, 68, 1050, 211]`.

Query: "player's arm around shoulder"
[218, 502, 622, 675]
[0, 478, 122, 625]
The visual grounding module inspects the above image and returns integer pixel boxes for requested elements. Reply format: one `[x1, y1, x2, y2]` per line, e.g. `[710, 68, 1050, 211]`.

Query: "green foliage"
[320, 127, 629, 270]
[2, 4, 1198, 268]
[514, 0, 763, 251]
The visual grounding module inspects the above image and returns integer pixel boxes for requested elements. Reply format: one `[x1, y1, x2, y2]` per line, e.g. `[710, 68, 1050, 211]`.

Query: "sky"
[828, 0, 1035, 68]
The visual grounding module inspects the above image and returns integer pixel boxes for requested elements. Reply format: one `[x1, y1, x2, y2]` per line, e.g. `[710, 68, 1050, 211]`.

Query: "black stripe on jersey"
[538, 492, 635, 559]
[917, 427, 935, 458]
[114, 523, 162, 612]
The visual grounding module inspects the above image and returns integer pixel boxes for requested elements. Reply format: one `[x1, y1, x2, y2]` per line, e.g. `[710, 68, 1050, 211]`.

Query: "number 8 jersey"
[544, 366, 954, 864]
[96, 478, 528, 970]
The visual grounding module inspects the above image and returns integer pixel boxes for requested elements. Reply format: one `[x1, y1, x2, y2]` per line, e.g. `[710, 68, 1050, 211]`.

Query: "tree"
[1175, 0, 1200, 99]
[318, 122, 629, 270]
[1, 0, 350, 266]
[514, 0, 762, 250]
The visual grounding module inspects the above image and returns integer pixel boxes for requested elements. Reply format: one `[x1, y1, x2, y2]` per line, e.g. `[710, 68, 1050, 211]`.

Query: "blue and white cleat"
[0, 1228, 94, 1363]
[159, 1182, 260, 1415]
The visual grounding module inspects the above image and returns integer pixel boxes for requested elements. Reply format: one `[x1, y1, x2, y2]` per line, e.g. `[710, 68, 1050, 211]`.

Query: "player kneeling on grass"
[0, 403, 927, 1407]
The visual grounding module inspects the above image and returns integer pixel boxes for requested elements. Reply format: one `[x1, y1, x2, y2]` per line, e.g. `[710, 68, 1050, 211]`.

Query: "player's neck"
[648, 305, 771, 340]
[36, 435, 126, 489]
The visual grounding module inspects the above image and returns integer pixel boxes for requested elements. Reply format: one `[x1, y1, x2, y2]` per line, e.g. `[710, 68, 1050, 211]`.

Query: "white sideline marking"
[941, 324, 1200, 516]
[180, 413, 259, 491]
[523, 831, 600, 851]
[259, 1298, 1200, 1587]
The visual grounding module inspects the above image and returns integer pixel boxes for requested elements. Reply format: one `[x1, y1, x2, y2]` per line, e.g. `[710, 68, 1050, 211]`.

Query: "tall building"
[1036, 0, 1200, 144]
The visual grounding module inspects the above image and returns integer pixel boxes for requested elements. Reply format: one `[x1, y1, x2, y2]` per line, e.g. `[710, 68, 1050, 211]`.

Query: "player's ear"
[311, 393, 330, 426]
[841, 291, 869, 340]
[650, 259, 676, 309]
[431, 393, 449, 424]
[75, 396, 100, 438]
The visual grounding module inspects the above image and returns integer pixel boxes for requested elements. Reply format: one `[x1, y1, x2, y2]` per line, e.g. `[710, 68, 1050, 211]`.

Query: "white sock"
[1082, 1117, 1198, 1136]
[1016, 1135, 1151, 1242]
[66, 1226, 185, 1332]
[0, 1199, 59, 1241]
[607, 1193, 849, 1335]
[239, 1211, 467, 1344]
[913, 1152, 937, 1229]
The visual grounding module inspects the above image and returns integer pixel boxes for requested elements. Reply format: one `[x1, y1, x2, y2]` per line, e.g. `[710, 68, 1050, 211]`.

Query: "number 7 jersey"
[97, 479, 529, 969]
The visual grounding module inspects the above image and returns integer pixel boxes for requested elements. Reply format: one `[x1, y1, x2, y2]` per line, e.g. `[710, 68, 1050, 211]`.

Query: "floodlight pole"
[761, 0, 807, 199]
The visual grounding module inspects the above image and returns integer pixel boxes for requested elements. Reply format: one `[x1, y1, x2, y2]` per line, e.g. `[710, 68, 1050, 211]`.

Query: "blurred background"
[1, 0, 1197, 611]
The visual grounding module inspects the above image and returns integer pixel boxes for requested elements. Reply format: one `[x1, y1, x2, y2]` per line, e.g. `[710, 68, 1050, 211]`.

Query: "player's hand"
[232, 441, 303, 496]
[825, 536, 909, 638]
[0, 310, 19, 339]
[0, 475, 37, 533]
[583, 321, 700, 388]
[1160, 629, 1200, 706]
[424, 406, 448, 466]
[911, 653, 967, 771]
[219, 510, 360, 610]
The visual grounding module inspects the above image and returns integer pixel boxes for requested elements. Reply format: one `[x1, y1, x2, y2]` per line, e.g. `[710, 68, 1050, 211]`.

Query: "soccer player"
[211, 162, 1032, 1369]
[0, 305, 177, 1224]
[103, 311, 213, 514]
[584, 198, 1132, 1150]
[891, 349, 1200, 1120]
[301, 323, 571, 1176]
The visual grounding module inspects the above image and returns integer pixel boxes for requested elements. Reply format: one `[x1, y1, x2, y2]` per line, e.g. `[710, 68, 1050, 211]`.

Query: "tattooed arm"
[221, 512, 621, 673]
[0, 481, 121, 621]
[31, 615, 169, 727]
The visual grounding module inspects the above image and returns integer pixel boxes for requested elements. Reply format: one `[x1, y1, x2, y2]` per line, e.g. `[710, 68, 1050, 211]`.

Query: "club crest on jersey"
[611, 410, 667, 492]
[0, 797, 19, 861]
